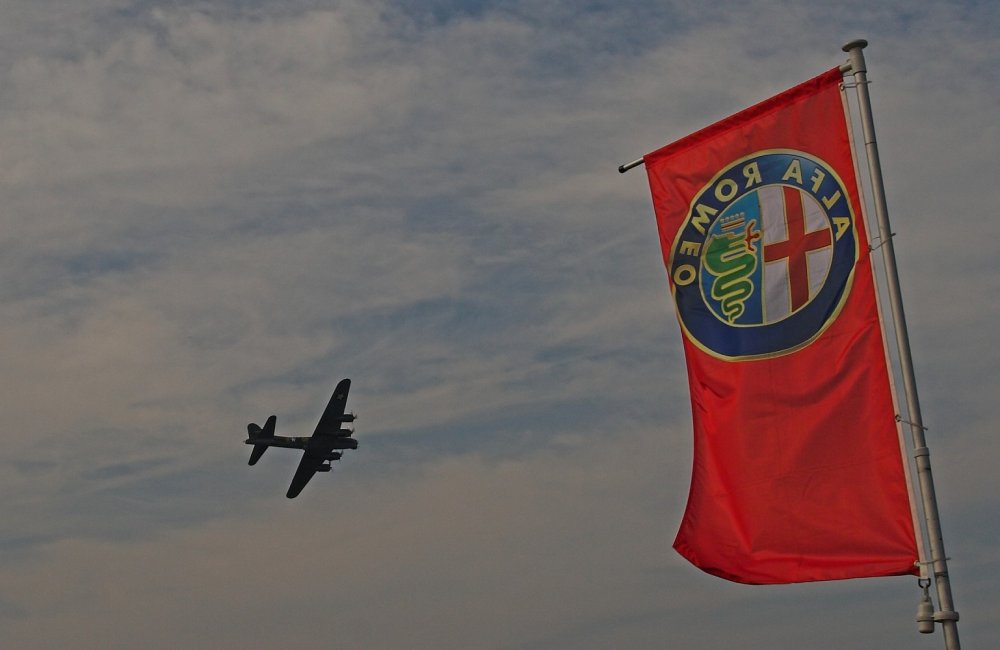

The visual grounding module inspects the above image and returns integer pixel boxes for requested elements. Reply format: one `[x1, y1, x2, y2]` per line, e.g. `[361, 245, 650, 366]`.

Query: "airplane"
[245, 378, 358, 498]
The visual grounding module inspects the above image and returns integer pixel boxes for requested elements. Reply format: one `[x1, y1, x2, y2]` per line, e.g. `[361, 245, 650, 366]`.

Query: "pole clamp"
[933, 610, 960, 623]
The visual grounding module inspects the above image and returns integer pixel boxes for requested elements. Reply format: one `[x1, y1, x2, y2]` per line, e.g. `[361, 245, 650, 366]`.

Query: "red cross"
[763, 187, 832, 311]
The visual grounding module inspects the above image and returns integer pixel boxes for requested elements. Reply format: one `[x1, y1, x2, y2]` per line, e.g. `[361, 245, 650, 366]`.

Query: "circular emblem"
[669, 150, 858, 359]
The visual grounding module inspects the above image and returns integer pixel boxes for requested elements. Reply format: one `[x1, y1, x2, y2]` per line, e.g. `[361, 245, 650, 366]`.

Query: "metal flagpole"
[841, 39, 960, 649]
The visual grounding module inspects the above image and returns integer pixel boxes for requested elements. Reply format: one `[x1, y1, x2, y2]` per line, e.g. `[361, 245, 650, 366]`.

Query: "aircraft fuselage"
[243, 434, 358, 450]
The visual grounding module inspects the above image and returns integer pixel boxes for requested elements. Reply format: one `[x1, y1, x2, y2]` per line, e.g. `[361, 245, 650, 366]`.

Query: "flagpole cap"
[842, 39, 868, 52]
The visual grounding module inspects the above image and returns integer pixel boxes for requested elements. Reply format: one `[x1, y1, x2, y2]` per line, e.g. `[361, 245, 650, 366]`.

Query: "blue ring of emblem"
[669, 151, 858, 360]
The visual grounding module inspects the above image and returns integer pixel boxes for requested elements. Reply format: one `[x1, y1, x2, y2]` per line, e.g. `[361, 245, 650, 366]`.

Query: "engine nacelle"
[325, 452, 343, 462]
[337, 438, 359, 450]
[316, 463, 333, 473]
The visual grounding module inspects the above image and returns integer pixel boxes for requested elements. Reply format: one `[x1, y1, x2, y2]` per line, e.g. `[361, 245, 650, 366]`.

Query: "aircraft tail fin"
[247, 415, 277, 440]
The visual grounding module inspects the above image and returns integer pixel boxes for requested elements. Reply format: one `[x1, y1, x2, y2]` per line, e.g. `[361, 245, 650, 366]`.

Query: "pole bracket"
[895, 414, 928, 431]
[869, 231, 896, 252]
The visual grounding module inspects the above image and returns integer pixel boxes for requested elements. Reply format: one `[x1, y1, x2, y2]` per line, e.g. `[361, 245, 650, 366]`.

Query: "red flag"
[645, 68, 919, 584]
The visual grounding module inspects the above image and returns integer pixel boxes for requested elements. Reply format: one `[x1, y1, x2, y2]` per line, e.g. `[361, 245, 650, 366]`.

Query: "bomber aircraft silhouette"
[245, 378, 357, 498]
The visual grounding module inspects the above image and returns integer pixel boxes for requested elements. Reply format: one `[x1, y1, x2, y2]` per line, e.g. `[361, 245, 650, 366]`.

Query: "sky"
[1, 1, 997, 648]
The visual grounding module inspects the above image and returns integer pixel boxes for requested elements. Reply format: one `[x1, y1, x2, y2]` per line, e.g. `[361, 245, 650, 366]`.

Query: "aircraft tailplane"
[248, 444, 268, 466]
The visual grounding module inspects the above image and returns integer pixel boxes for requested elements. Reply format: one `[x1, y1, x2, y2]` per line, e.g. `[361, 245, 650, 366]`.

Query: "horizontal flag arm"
[618, 158, 644, 174]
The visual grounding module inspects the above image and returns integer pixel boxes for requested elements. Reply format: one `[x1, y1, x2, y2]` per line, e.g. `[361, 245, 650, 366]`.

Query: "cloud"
[0, 0, 998, 647]
[0, 426, 674, 647]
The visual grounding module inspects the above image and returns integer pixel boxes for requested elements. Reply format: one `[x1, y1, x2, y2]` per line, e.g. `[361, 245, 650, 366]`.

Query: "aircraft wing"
[286, 448, 323, 499]
[285, 435, 355, 498]
[285, 379, 356, 498]
[314, 378, 352, 436]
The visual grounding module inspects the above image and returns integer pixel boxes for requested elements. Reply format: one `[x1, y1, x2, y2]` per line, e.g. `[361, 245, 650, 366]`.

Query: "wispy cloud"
[1, 1, 997, 648]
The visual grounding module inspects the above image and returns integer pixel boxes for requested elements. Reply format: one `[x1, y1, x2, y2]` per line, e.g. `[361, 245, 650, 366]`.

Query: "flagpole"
[841, 39, 960, 650]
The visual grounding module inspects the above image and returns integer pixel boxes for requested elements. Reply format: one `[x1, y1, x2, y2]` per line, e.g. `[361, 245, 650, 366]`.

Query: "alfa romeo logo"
[669, 150, 859, 360]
